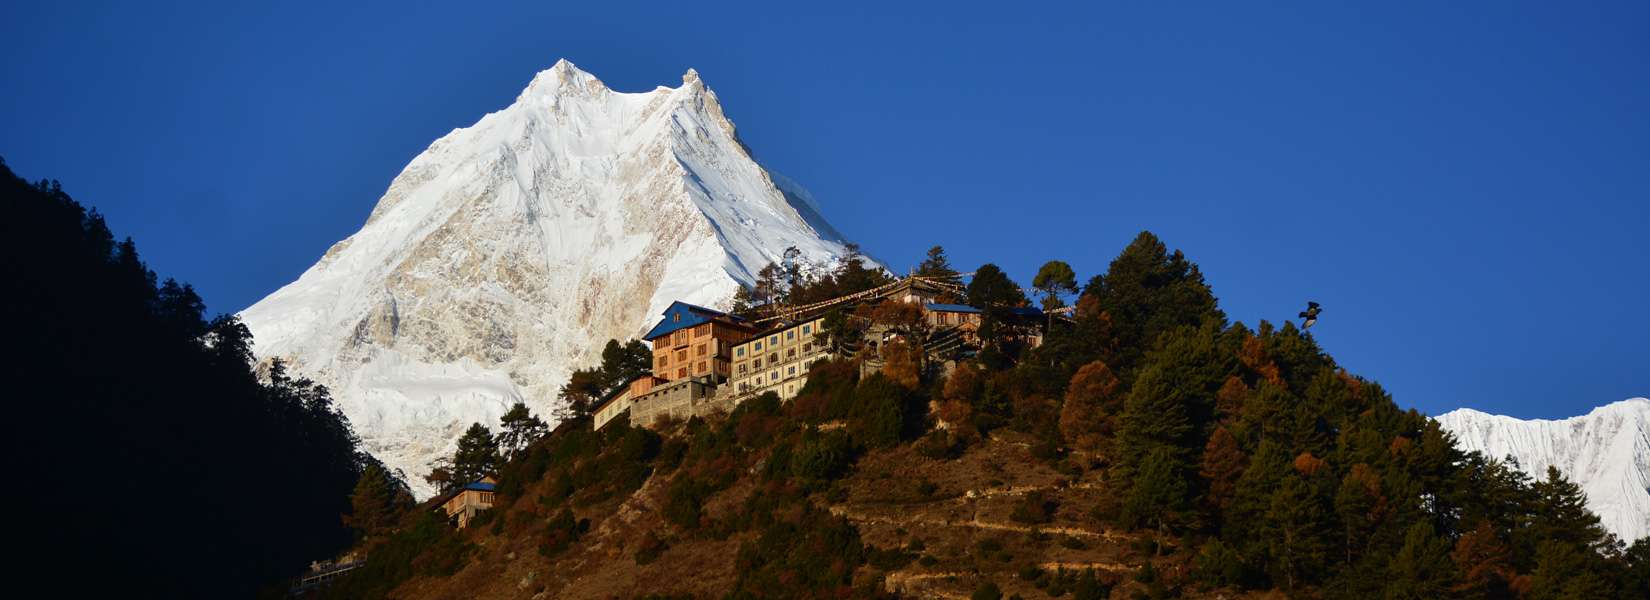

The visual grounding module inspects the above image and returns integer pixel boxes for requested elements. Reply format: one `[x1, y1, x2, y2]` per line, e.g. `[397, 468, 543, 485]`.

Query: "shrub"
[1010, 491, 1058, 524]
[634, 530, 668, 565]
[971, 580, 1003, 600]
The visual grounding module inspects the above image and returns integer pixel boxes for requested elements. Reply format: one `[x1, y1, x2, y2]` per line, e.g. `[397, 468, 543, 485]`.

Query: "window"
[787, 349, 796, 358]
[770, 370, 778, 380]
[658, 356, 668, 368]
[770, 353, 779, 364]
[802, 324, 811, 335]
[696, 361, 706, 372]
[695, 326, 709, 337]
[677, 368, 687, 378]
[788, 366, 796, 376]
[802, 343, 811, 352]
[738, 364, 747, 374]
[786, 330, 795, 340]
[769, 335, 779, 346]
[676, 350, 686, 362]
[735, 347, 744, 357]
[754, 341, 762, 351]
[696, 344, 707, 357]
[754, 358, 762, 369]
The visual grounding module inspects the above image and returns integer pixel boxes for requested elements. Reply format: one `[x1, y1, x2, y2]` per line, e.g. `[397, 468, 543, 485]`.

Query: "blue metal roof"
[642, 301, 746, 341]
[925, 303, 983, 313]
[463, 481, 496, 492]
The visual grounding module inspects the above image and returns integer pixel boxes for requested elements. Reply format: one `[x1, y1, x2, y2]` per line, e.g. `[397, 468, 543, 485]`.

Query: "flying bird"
[1298, 301, 1322, 329]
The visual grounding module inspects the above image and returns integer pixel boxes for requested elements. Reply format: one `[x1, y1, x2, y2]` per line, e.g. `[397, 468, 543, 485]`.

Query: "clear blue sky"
[4, 1, 1645, 419]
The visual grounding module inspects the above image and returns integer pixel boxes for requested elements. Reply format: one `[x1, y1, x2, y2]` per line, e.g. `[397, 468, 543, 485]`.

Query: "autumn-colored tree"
[1214, 375, 1250, 423]
[1450, 520, 1517, 600]
[1199, 426, 1246, 512]
[1058, 360, 1121, 454]
[880, 337, 922, 390]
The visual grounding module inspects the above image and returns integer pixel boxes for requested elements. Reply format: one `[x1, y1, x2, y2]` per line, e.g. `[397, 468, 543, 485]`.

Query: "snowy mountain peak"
[240, 60, 861, 497]
[1436, 398, 1650, 542]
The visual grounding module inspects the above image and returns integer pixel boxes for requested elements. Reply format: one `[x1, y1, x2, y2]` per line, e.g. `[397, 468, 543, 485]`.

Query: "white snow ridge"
[1435, 398, 1650, 543]
[239, 60, 860, 497]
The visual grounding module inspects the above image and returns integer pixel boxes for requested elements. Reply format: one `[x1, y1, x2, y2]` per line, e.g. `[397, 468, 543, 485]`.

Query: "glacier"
[1435, 398, 1650, 543]
[239, 60, 861, 497]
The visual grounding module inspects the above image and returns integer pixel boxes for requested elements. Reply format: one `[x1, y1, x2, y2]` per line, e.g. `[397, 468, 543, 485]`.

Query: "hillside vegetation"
[2, 160, 371, 597]
[330, 234, 1649, 599]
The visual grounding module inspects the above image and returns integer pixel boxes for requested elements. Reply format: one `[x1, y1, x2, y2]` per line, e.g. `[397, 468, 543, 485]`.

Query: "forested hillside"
[328, 233, 1650, 599]
[1, 159, 372, 597]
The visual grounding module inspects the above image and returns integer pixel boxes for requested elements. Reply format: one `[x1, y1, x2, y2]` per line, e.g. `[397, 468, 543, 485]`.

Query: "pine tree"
[345, 462, 412, 541]
[1332, 463, 1387, 566]
[965, 263, 1025, 310]
[452, 423, 499, 487]
[916, 245, 961, 287]
[1058, 360, 1121, 455]
[1266, 474, 1333, 590]
[1199, 426, 1247, 513]
[1123, 446, 1190, 535]
[1529, 466, 1609, 553]
[1083, 231, 1224, 376]
[1032, 260, 1078, 311]
[599, 338, 653, 389]
[1383, 522, 1456, 600]
[1450, 520, 1517, 600]
[498, 401, 549, 459]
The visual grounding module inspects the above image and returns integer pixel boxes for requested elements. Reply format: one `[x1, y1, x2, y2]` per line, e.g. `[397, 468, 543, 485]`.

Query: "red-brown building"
[642, 301, 756, 383]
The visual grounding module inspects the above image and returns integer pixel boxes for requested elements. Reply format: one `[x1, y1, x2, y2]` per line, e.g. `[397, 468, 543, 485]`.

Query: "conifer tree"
[1265, 474, 1333, 590]
[1082, 231, 1224, 375]
[1123, 447, 1190, 535]
[345, 462, 412, 541]
[965, 263, 1025, 309]
[1199, 426, 1247, 513]
[1032, 260, 1078, 311]
[916, 245, 961, 286]
[1383, 522, 1457, 600]
[1059, 360, 1121, 455]
[1450, 520, 1517, 600]
[452, 423, 499, 487]
[498, 401, 549, 459]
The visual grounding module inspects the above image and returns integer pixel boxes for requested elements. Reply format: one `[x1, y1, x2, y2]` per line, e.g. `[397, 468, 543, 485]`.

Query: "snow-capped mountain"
[240, 60, 861, 497]
[1435, 398, 1650, 543]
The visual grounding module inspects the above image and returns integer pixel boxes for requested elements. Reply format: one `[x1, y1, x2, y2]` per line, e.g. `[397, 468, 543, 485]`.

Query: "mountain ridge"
[240, 60, 860, 497]
[1435, 397, 1650, 542]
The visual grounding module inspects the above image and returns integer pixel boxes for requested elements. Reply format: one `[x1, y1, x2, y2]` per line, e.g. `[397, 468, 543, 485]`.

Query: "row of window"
[737, 363, 802, 391]
[733, 323, 815, 357]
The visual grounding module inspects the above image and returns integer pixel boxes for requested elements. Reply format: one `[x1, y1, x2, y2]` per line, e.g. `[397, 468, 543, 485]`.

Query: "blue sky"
[3, 1, 1645, 419]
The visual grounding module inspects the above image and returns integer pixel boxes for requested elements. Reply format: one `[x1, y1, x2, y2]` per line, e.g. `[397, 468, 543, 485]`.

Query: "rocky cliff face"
[1436, 398, 1650, 542]
[240, 60, 859, 496]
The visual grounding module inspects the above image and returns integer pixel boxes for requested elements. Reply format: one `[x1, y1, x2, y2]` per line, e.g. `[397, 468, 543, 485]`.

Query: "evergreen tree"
[1382, 522, 1456, 600]
[1266, 474, 1333, 590]
[1123, 447, 1191, 535]
[1081, 231, 1224, 376]
[452, 423, 499, 487]
[498, 401, 549, 459]
[345, 462, 413, 541]
[599, 338, 653, 388]
[1031, 260, 1078, 311]
[965, 263, 1025, 310]
[916, 245, 961, 286]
